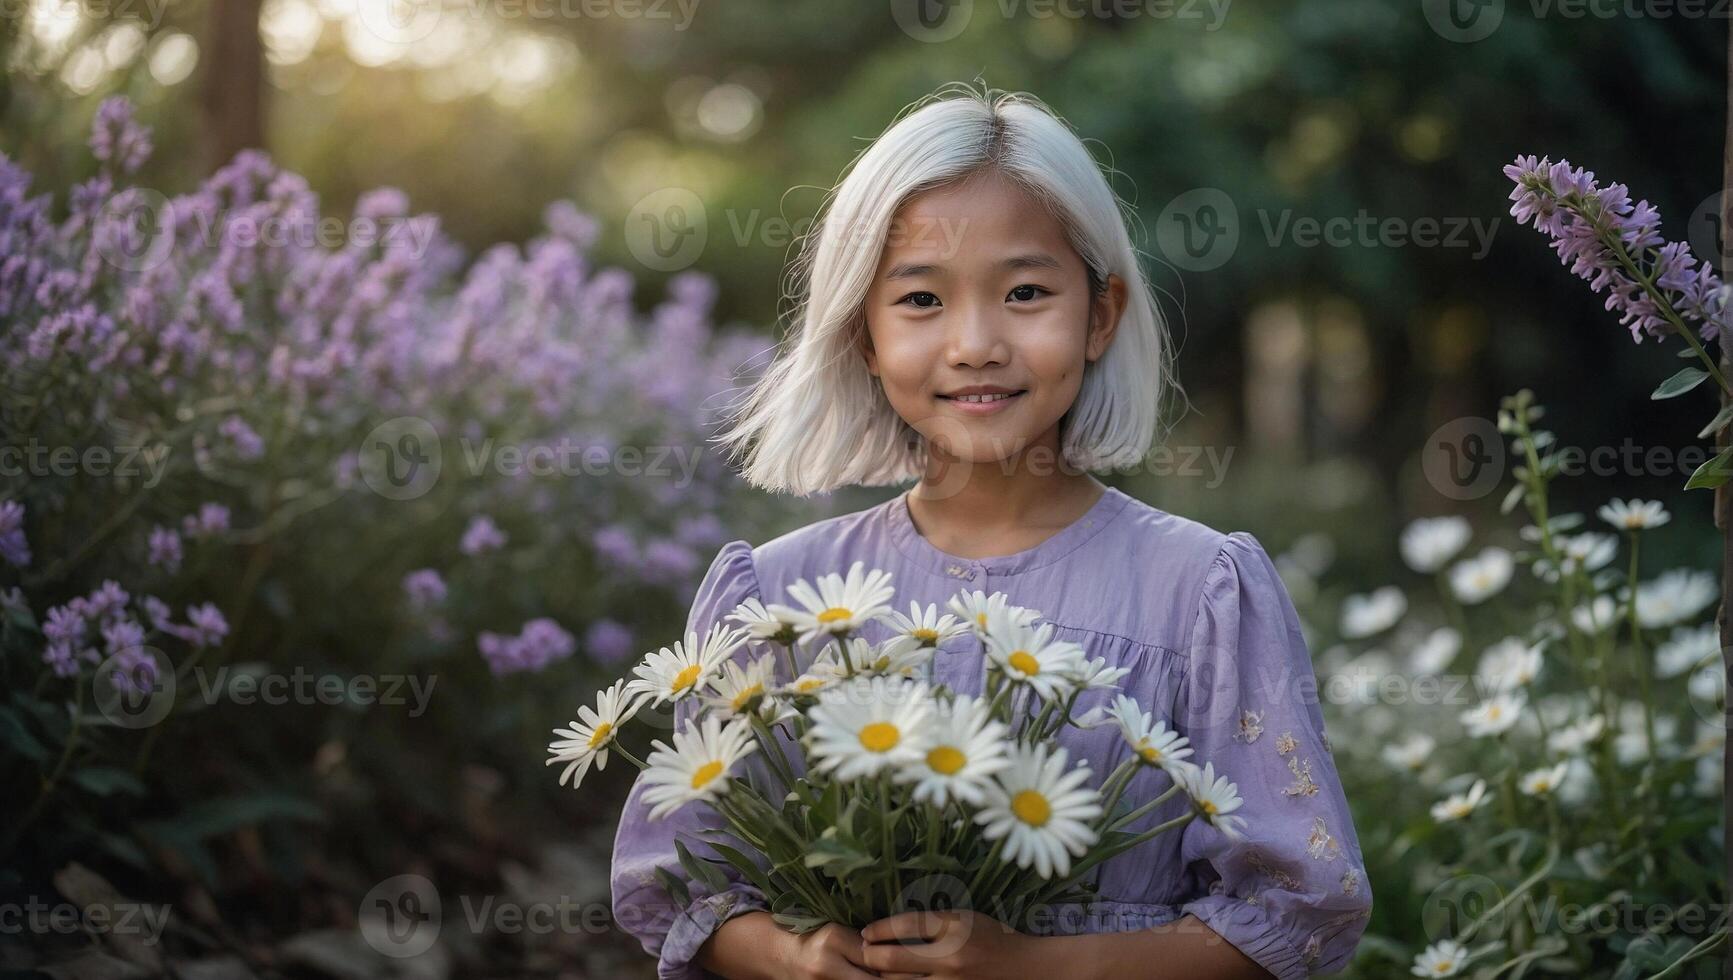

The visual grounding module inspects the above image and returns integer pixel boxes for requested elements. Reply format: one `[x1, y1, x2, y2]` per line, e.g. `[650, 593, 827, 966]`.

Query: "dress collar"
[885, 484, 1131, 578]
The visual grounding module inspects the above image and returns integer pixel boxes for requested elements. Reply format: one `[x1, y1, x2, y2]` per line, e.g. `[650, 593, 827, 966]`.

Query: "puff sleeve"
[1174, 532, 1372, 979]
[609, 540, 772, 980]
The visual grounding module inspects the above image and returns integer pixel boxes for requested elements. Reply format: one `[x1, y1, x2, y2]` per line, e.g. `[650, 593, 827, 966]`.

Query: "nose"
[945, 298, 1008, 369]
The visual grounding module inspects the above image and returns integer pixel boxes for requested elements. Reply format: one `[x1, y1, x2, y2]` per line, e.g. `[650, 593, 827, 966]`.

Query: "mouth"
[937, 388, 1027, 403]
[936, 389, 1026, 414]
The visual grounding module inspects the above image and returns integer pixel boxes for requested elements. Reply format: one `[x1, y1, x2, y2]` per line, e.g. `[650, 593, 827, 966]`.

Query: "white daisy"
[947, 589, 1039, 639]
[766, 562, 896, 645]
[1656, 624, 1717, 679]
[896, 694, 1010, 807]
[1070, 656, 1132, 692]
[1598, 498, 1671, 532]
[984, 616, 1085, 702]
[1635, 569, 1717, 629]
[728, 597, 797, 644]
[1106, 694, 1194, 775]
[1459, 692, 1525, 738]
[881, 601, 969, 657]
[1570, 595, 1618, 635]
[1688, 663, 1724, 708]
[1400, 516, 1471, 573]
[834, 635, 934, 679]
[805, 676, 933, 782]
[1519, 761, 1569, 797]
[547, 679, 644, 789]
[624, 623, 747, 706]
[1430, 778, 1491, 823]
[1411, 938, 1468, 977]
[639, 714, 758, 820]
[975, 742, 1103, 879]
[1340, 586, 1406, 639]
[702, 651, 792, 724]
[1614, 702, 1679, 765]
[1381, 733, 1435, 773]
[1533, 532, 1617, 582]
[1476, 638, 1543, 694]
[1410, 627, 1462, 675]
[1546, 714, 1605, 755]
[1449, 548, 1514, 605]
[1176, 761, 1247, 841]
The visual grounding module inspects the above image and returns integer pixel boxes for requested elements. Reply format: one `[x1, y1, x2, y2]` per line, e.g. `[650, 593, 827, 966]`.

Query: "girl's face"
[859, 170, 1126, 467]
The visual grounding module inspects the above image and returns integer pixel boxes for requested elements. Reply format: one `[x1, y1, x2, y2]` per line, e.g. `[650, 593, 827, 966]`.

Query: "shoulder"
[721, 495, 903, 601]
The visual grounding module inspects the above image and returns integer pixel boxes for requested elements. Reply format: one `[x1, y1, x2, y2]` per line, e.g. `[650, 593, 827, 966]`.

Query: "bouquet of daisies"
[550, 563, 1247, 932]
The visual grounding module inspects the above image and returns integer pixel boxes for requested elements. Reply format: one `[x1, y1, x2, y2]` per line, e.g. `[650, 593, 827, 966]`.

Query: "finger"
[859, 940, 950, 976]
[821, 959, 885, 980]
[861, 910, 946, 943]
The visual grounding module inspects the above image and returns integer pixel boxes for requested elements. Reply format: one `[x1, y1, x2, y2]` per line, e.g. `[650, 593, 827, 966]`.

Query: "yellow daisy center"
[731, 684, 764, 711]
[927, 745, 966, 775]
[1487, 705, 1503, 721]
[817, 606, 853, 624]
[871, 655, 891, 671]
[976, 612, 988, 628]
[795, 677, 825, 693]
[1010, 789, 1051, 827]
[690, 760, 724, 789]
[671, 664, 702, 693]
[912, 628, 939, 642]
[859, 722, 901, 753]
[1008, 650, 1040, 675]
[1200, 799, 1219, 815]
[587, 723, 613, 749]
[1137, 741, 1163, 764]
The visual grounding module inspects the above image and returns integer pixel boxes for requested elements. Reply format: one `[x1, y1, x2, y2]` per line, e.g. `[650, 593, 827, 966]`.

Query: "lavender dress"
[609, 486, 1372, 979]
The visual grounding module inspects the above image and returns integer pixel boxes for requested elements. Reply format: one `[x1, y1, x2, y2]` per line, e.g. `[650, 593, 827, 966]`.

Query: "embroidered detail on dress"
[1232, 708, 1264, 744]
[1341, 867, 1361, 896]
[1248, 854, 1303, 891]
[713, 892, 737, 918]
[1305, 816, 1342, 861]
[1281, 756, 1320, 798]
[1302, 933, 1322, 965]
[1275, 731, 1298, 756]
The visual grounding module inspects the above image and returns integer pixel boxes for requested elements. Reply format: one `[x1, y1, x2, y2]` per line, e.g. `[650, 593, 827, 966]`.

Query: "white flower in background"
[1519, 761, 1570, 797]
[1334, 650, 1393, 708]
[1106, 694, 1194, 775]
[1613, 700, 1679, 765]
[1598, 498, 1671, 532]
[1381, 733, 1436, 773]
[1687, 721, 1724, 759]
[1410, 627, 1462, 675]
[768, 562, 897, 645]
[976, 742, 1103, 879]
[1476, 638, 1543, 694]
[1177, 761, 1248, 841]
[897, 694, 1010, 807]
[1547, 714, 1606, 755]
[1070, 655, 1131, 692]
[881, 600, 969, 657]
[1449, 547, 1514, 605]
[639, 714, 759, 820]
[1430, 778, 1492, 823]
[1556, 757, 1596, 808]
[1460, 692, 1525, 737]
[728, 597, 797, 644]
[983, 616, 1085, 702]
[1635, 569, 1717, 629]
[1570, 595, 1618, 635]
[625, 623, 747, 706]
[1533, 532, 1617, 582]
[702, 652, 791, 724]
[1340, 586, 1407, 638]
[547, 680, 644, 789]
[1400, 517, 1471, 574]
[1695, 752, 1723, 797]
[1656, 624, 1717, 679]
[1688, 664, 1724, 707]
[947, 589, 1039, 639]
[835, 635, 933, 679]
[805, 676, 933, 782]
[1411, 938, 1469, 977]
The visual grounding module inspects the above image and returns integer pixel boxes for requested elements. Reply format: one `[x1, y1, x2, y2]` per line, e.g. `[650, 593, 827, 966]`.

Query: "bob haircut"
[717, 82, 1178, 497]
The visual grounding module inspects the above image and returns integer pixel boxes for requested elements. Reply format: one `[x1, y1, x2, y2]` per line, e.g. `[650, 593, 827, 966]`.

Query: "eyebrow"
[881, 252, 1065, 281]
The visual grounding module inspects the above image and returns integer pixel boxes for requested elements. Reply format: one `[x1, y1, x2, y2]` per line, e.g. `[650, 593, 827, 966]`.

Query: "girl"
[609, 83, 1371, 980]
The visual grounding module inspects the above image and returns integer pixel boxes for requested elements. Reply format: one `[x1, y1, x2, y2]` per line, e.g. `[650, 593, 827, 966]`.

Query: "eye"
[896, 291, 941, 310]
[1007, 284, 1050, 303]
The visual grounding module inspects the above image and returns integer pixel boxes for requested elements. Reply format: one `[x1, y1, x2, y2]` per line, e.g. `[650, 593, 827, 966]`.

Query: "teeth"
[952, 392, 1016, 403]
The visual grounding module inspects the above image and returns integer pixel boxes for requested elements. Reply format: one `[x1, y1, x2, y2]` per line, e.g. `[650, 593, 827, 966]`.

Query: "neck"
[908, 428, 1105, 535]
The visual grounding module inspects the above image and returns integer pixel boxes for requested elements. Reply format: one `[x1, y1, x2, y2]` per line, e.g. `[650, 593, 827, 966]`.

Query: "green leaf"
[143, 791, 324, 842]
[0, 705, 48, 762]
[1684, 445, 1733, 490]
[1500, 483, 1525, 515]
[654, 866, 691, 908]
[1652, 367, 1710, 400]
[699, 836, 773, 894]
[771, 910, 830, 934]
[70, 767, 146, 797]
[675, 839, 730, 894]
[1698, 402, 1733, 439]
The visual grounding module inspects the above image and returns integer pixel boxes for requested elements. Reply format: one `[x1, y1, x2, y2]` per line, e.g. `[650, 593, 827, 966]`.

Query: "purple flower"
[44, 604, 87, 647]
[0, 499, 29, 568]
[90, 97, 153, 175]
[147, 525, 183, 572]
[141, 595, 174, 630]
[402, 568, 447, 608]
[84, 580, 130, 623]
[584, 618, 635, 666]
[43, 642, 81, 678]
[460, 515, 507, 556]
[640, 537, 699, 586]
[219, 415, 265, 460]
[180, 602, 229, 648]
[108, 645, 158, 696]
[477, 618, 576, 675]
[102, 617, 146, 655]
[591, 524, 638, 568]
[182, 502, 231, 538]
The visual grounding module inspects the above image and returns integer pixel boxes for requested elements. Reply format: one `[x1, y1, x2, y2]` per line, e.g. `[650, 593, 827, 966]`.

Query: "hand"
[781, 921, 882, 980]
[858, 910, 1037, 979]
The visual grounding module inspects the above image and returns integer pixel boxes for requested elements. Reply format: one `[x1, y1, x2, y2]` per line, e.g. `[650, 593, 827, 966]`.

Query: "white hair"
[716, 82, 1179, 497]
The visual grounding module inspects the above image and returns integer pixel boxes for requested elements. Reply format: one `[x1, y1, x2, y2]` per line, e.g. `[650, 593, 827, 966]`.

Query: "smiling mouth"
[939, 391, 1025, 403]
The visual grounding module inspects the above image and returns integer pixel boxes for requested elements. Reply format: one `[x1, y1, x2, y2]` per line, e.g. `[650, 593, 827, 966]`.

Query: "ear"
[857, 320, 880, 377]
[1085, 273, 1128, 362]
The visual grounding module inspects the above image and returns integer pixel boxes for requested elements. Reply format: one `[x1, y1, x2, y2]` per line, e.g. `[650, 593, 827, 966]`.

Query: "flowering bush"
[0, 97, 783, 877]
[548, 565, 1247, 929]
